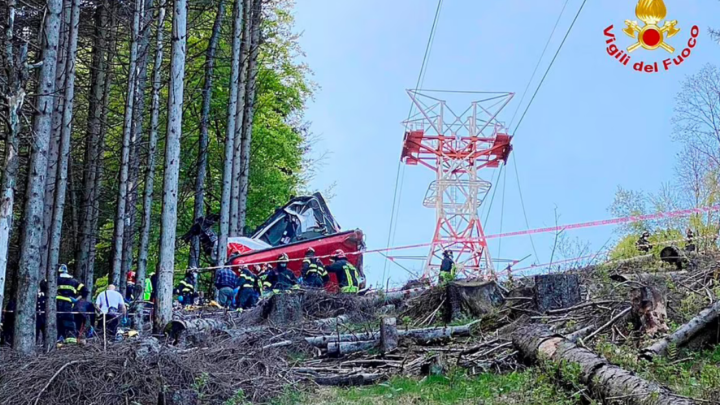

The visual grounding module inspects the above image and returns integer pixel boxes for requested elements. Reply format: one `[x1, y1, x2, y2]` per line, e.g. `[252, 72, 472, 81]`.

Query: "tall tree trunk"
[85, 6, 117, 295]
[13, 0, 63, 355]
[229, 0, 252, 236]
[237, 0, 263, 232]
[189, 0, 226, 268]
[111, 0, 142, 287]
[45, 0, 80, 350]
[155, 0, 187, 332]
[40, 0, 71, 277]
[76, 0, 109, 284]
[134, 0, 166, 329]
[121, 0, 152, 295]
[218, 0, 245, 265]
[0, 0, 29, 327]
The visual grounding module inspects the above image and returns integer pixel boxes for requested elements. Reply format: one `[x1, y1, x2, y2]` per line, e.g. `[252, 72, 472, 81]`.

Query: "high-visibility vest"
[343, 263, 359, 288]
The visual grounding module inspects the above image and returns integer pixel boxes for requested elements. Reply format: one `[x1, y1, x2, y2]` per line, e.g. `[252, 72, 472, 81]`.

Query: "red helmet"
[127, 271, 136, 283]
[332, 249, 346, 259]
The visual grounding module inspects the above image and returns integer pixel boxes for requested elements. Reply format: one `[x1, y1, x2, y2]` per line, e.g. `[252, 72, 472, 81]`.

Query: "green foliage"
[608, 228, 683, 260]
[81, 0, 314, 288]
[304, 370, 580, 405]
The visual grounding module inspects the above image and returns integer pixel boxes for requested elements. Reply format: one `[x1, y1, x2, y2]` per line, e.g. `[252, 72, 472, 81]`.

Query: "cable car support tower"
[400, 90, 514, 281]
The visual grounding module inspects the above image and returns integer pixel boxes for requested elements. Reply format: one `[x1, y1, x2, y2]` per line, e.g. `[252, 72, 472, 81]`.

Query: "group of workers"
[636, 228, 698, 253]
[175, 247, 362, 310]
[1, 264, 137, 346]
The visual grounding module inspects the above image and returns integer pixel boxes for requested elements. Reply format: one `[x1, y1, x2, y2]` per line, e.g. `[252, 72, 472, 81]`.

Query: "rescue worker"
[325, 250, 360, 293]
[235, 266, 261, 309]
[215, 265, 238, 308]
[637, 231, 652, 253]
[266, 253, 299, 291]
[439, 250, 456, 284]
[144, 273, 154, 301]
[302, 247, 328, 288]
[686, 228, 697, 252]
[126, 271, 136, 301]
[74, 288, 96, 340]
[256, 264, 272, 293]
[57, 264, 84, 343]
[174, 270, 197, 307]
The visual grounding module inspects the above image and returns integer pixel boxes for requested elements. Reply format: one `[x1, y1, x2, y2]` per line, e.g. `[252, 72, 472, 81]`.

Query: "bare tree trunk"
[40, 0, 71, 277]
[121, 0, 152, 295]
[111, 0, 142, 287]
[218, 0, 245, 265]
[134, 0, 166, 330]
[85, 8, 117, 295]
[189, 0, 226, 268]
[237, 0, 263, 232]
[45, 0, 80, 350]
[13, 0, 63, 355]
[76, 0, 109, 284]
[154, 0, 187, 332]
[229, 0, 251, 236]
[0, 0, 29, 327]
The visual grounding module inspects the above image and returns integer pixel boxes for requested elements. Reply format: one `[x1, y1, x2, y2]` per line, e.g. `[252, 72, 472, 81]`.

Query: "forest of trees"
[609, 63, 720, 259]
[0, 0, 313, 354]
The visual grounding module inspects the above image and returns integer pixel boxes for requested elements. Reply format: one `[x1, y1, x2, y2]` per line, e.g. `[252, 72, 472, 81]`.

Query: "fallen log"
[513, 326, 696, 405]
[312, 373, 385, 386]
[642, 300, 720, 359]
[306, 321, 478, 348]
[165, 318, 229, 344]
[327, 340, 378, 357]
[366, 287, 430, 304]
[313, 315, 349, 330]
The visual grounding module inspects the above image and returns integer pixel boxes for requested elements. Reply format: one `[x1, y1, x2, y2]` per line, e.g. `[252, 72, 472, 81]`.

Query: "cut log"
[445, 280, 505, 322]
[312, 373, 385, 386]
[370, 287, 429, 304]
[306, 321, 478, 348]
[313, 315, 348, 330]
[165, 318, 229, 344]
[380, 317, 398, 353]
[402, 321, 477, 342]
[642, 300, 720, 359]
[630, 286, 669, 336]
[327, 340, 378, 357]
[305, 331, 380, 347]
[264, 292, 304, 325]
[513, 325, 696, 405]
[533, 273, 581, 313]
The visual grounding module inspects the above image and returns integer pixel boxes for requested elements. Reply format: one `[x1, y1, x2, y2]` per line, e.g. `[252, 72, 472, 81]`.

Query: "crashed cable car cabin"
[226, 193, 366, 291]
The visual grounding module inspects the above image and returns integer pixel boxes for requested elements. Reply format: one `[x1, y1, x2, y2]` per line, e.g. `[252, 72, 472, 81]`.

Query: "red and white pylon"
[400, 90, 514, 280]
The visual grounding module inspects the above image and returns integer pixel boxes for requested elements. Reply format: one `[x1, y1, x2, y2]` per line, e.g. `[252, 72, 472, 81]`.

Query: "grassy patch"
[596, 341, 720, 401]
[296, 369, 581, 405]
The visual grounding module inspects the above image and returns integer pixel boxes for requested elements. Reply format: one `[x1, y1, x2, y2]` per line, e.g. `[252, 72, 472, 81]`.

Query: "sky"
[291, 0, 720, 288]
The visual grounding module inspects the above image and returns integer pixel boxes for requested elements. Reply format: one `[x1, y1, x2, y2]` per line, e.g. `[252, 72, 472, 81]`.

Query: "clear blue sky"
[292, 0, 720, 288]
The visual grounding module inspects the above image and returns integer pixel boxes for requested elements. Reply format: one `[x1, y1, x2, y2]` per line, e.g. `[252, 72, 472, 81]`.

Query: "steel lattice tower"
[400, 90, 514, 280]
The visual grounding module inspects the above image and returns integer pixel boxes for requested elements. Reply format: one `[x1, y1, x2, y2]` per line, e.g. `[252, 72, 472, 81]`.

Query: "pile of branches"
[302, 289, 377, 321]
[0, 329, 311, 405]
[398, 287, 447, 326]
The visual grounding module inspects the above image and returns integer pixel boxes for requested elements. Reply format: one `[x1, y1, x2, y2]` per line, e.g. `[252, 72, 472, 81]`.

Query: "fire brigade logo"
[603, 0, 699, 73]
[622, 0, 679, 53]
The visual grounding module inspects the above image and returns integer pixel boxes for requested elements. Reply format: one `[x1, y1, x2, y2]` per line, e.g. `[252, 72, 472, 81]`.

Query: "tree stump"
[380, 317, 398, 353]
[264, 292, 304, 325]
[533, 273, 581, 313]
[444, 280, 504, 322]
[630, 286, 669, 336]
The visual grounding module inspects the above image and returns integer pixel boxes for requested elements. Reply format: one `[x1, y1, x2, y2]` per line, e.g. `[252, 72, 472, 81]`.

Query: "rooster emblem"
[623, 0, 680, 53]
